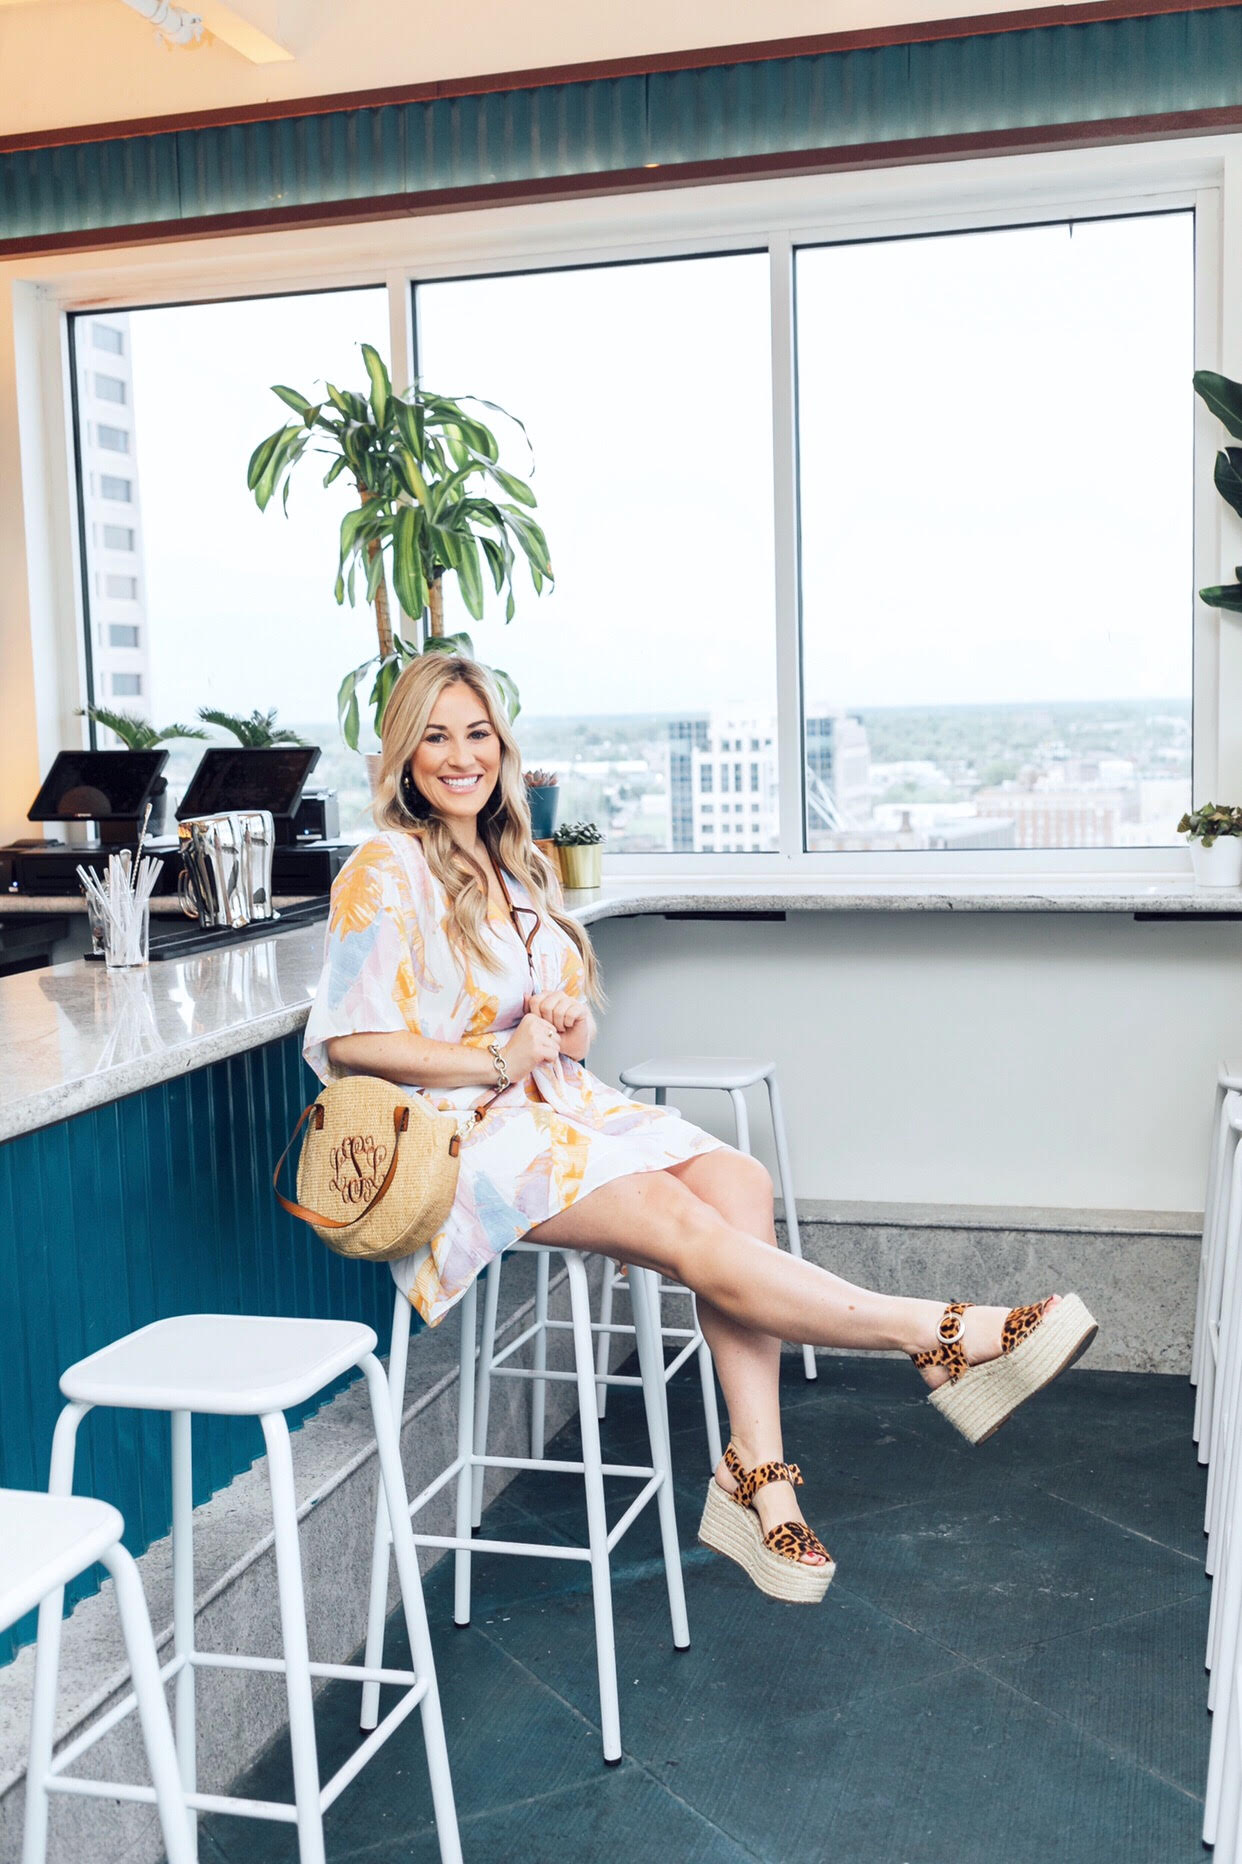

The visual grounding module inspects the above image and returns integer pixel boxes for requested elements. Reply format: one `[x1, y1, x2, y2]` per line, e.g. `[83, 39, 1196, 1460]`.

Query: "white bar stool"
[615, 1056, 818, 1392]
[1203, 1121, 1242, 1850]
[1205, 1094, 1242, 1568]
[6, 1488, 194, 1864]
[33, 1315, 461, 1864]
[1195, 1061, 1242, 1457]
[361, 1249, 689, 1765]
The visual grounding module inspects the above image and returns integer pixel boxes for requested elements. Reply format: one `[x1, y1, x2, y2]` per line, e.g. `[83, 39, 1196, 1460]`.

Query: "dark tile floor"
[200, 1355, 1210, 1864]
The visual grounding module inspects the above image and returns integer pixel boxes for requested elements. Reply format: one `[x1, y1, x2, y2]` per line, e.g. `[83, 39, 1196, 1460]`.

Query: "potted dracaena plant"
[76, 705, 207, 835]
[246, 345, 552, 751]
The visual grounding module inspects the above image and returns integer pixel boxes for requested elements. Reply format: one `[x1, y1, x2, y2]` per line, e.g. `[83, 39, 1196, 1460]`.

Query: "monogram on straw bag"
[273, 1074, 504, 1263]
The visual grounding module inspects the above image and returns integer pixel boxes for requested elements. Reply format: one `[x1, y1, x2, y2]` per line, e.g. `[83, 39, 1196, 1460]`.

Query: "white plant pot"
[1190, 836, 1242, 887]
[364, 751, 383, 799]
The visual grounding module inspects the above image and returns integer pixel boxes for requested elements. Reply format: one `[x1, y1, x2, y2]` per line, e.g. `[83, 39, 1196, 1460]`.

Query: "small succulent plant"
[1178, 803, 1242, 847]
[523, 768, 559, 788]
[552, 820, 603, 846]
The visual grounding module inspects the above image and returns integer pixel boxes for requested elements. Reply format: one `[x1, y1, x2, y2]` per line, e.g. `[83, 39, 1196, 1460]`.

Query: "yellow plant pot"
[558, 843, 602, 889]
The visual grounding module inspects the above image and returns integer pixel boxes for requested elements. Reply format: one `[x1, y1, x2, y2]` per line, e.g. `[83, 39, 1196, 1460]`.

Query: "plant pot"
[525, 783, 559, 840]
[1190, 836, 1242, 887]
[557, 844, 601, 889]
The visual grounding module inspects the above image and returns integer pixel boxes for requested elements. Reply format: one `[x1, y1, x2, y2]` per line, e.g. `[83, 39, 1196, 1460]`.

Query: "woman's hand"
[525, 990, 588, 1036]
[501, 1011, 562, 1081]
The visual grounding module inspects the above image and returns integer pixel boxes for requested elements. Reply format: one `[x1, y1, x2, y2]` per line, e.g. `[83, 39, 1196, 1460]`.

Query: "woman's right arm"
[325, 1013, 560, 1089]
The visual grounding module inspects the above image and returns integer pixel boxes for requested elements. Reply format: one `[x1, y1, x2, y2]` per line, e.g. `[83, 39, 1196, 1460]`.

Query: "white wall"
[0, 0, 1076, 140]
[588, 910, 1237, 1214]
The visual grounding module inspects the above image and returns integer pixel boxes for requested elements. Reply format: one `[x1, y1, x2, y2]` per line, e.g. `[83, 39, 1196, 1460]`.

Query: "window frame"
[5, 137, 1231, 876]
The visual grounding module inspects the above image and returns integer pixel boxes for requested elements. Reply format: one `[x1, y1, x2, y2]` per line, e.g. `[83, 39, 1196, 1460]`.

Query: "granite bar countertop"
[2, 871, 1240, 1143]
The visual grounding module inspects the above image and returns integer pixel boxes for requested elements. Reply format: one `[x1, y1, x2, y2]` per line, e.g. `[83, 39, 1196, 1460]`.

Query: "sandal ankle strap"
[723, 1442, 804, 1509]
[911, 1302, 973, 1381]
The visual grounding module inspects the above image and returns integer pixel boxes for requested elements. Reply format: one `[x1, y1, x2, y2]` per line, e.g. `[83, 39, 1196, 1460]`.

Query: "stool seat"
[60, 1315, 377, 1416]
[0, 1490, 124, 1630]
[620, 1055, 776, 1091]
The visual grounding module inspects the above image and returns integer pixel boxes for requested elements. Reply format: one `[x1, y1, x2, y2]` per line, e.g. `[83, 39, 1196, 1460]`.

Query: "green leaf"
[489, 664, 520, 721]
[1215, 448, 1242, 521]
[322, 456, 348, 488]
[324, 381, 352, 417]
[426, 630, 475, 657]
[361, 344, 390, 430]
[337, 662, 370, 751]
[1200, 581, 1242, 610]
[489, 465, 536, 508]
[271, 384, 311, 417]
[365, 542, 388, 606]
[246, 428, 282, 493]
[395, 450, 432, 508]
[393, 398, 425, 459]
[479, 536, 507, 594]
[391, 504, 428, 620]
[1195, 370, 1242, 441]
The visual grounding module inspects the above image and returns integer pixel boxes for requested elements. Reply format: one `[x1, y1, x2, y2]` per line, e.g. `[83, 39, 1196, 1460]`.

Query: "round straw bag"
[273, 1075, 490, 1263]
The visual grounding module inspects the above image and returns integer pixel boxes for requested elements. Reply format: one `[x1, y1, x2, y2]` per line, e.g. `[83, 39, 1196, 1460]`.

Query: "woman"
[304, 655, 1097, 1606]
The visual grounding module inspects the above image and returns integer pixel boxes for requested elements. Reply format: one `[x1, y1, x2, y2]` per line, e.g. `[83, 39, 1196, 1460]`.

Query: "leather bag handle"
[273, 1100, 410, 1229]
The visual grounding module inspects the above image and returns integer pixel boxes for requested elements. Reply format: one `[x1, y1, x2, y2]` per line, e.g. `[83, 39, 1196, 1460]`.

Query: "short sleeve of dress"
[303, 835, 427, 1084]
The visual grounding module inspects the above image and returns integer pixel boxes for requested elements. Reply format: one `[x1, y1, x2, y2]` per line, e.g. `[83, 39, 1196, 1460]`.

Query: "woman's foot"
[912, 1295, 1062, 1392]
[910, 1292, 1098, 1445]
[713, 1448, 828, 1566]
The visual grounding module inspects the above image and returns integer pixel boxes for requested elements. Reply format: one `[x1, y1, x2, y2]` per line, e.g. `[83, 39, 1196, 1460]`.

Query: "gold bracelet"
[488, 1040, 510, 1093]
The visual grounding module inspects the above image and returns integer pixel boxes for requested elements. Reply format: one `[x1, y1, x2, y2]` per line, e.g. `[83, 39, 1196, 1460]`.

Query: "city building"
[666, 705, 873, 852]
[73, 314, 151, 716]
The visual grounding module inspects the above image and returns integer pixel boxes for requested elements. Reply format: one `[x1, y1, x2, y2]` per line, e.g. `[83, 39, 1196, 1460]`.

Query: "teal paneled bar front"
[0, 1031, 395, 1662]
[4, 5, 1242, 249]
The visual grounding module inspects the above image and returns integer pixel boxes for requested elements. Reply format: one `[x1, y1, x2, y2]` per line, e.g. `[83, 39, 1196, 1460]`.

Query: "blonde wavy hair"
[373, 654, 602, 1004]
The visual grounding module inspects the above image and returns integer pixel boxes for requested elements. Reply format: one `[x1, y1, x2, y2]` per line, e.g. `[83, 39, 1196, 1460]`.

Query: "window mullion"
[769, 232, 804, 865]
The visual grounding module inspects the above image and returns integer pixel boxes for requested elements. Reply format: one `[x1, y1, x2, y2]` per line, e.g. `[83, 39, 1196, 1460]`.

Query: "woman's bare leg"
[665, 1150, 826, 1563]
[527, 1164, 1053, 1400]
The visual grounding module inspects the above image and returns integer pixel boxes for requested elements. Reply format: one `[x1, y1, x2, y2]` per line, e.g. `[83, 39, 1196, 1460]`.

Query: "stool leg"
[473, 1267, 498, 1527]
[360, 1355, 463, 1864]
[565, 1250, 622, 1763]
[631, 1265, 691, 1651]
[766, 1073, 817, 1382]
[1195, 1078, 1229, 1393]
[453, 1278, 477, 1627]
[361, 1289, 412, 1732]
[170, 1409, 198, 1854]
[22, 1404, 89, 1864]
[695, 1298, 724, 1469]
[102, 1541, 197, 1864]
[1199, 1110, 1238, 1464]
[531, 1248, 551, 1457]
[260, 1411, 326, 1864]
[595, 1262, 616, 1419]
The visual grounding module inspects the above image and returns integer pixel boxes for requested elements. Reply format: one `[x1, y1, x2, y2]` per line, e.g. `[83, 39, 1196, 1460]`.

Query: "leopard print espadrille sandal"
[913, 1293, 1099, 1445]
[698, 1444, 835, 1604]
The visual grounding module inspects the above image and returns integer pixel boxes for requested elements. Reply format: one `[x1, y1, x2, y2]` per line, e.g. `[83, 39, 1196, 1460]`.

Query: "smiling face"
[409, 680, 502, 835]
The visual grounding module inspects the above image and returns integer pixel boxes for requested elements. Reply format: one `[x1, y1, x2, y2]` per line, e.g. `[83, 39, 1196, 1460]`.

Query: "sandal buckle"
[937, 1309, 966, 1345]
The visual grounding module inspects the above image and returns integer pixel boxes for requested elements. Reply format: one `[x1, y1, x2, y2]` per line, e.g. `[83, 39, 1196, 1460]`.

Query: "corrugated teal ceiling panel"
[3, 7, 1242, 247]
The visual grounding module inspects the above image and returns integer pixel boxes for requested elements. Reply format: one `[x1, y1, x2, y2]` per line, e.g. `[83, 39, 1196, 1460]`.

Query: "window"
[700, 765, 713, 793]
[92, 323, 124, 354]
[71, 289, 388, 824]
[95, 374, 126, 404]
[795, 211, 1193, 852]
[96, 424, 129, 453]
[416, 253, 775, 854]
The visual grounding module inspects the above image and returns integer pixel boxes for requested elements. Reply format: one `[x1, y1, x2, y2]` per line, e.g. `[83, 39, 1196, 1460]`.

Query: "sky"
[121, 211, 1193, 732]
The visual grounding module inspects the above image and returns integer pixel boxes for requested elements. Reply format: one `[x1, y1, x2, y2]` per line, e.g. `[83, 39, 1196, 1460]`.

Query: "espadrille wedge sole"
[927, 1292, 1098, 1445]
[697, 1479, 835, 1604]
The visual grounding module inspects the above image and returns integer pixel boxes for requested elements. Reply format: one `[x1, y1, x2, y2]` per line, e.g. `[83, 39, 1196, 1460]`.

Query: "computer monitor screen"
[176, 746, 320, 821]
[27, 750, 168, 822]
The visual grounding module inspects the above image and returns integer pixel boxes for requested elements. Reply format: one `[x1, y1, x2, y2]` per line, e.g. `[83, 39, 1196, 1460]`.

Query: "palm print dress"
[303, 830, 724, 1326]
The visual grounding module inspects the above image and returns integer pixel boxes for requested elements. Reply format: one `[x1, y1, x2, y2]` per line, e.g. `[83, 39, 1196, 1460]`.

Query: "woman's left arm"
[526, 990, 595, 1063]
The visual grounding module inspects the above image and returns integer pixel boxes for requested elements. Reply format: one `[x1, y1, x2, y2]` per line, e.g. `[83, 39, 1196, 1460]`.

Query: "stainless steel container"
[178, 809, 277, 929]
